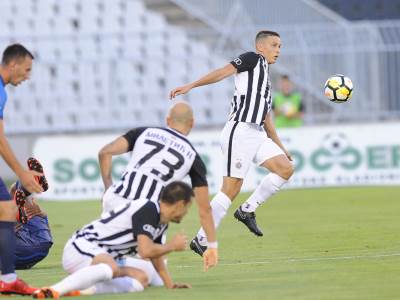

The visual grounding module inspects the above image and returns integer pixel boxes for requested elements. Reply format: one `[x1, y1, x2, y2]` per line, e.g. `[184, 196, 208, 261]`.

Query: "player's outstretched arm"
[263, 113, 292, 161]
[0, 120, 43, 193]
[193, 186, 218, 270]
[137, 232, 187, 259]
[169, 63, 236, 99]
[98, 136, 130, 189]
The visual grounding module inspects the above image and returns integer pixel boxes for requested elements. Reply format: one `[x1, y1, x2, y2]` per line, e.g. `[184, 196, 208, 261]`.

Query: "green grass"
[13, 186, 400, 300]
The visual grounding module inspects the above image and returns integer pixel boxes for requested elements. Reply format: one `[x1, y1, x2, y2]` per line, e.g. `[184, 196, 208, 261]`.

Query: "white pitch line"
[174, 252, 400, 268]
[26, 252, 400, 275]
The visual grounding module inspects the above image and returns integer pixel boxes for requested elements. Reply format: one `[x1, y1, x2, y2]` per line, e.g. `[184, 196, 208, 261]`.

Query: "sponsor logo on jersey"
[143, 224, 156, 236]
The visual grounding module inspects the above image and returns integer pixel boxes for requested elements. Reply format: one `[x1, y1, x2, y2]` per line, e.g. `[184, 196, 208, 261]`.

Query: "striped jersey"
[229, 52, 272, 126]
[111, 127, 207, 202]
[72, 199, 167, 259]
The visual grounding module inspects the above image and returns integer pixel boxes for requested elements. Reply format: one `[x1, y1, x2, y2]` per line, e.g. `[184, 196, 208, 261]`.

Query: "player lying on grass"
[8, 182, 53, 270]
[33, 181, 194, 298]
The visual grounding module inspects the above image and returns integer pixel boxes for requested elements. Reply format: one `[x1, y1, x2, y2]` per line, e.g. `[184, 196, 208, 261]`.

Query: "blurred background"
[1, 0, 399, 199]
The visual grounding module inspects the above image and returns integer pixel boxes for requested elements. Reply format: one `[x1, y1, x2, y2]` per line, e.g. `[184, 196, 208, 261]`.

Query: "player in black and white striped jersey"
[99, 101, 217, 266]
[170, 31, 294, 252]
[33, 182, 193, 298]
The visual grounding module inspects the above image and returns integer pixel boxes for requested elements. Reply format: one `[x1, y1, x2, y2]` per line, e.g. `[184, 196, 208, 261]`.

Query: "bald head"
[166, 101, 194, 135]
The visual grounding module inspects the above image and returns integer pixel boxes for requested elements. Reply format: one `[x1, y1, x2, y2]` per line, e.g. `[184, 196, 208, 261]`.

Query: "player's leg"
[236, 138, 294, 236]
[194, 122, 256, 253]
[80, 257, 150, 295]
[0, 178, 37, 296]
[194, 176, 243, 243]
[33, 239, 115, 298]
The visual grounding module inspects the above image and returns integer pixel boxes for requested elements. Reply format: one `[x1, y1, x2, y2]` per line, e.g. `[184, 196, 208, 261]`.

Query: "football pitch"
[14, 186, 400, 300]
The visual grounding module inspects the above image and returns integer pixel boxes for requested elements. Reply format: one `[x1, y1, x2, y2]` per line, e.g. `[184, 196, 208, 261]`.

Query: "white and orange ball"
[324, 74, 353, 103]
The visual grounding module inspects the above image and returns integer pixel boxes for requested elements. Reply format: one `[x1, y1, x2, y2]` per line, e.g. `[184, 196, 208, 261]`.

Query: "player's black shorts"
[0, 177, 11, 201]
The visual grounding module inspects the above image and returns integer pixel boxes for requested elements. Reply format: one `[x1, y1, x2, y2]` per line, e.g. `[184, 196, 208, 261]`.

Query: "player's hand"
[25, 199, 45, 218]
[284, 150, 293, 161]
[169, 232, 188, 251]
[18, 169, 43, 193]
[203, 247, 218, 271]
[169, 85, 192, 99]
[171, 283, 192, 289]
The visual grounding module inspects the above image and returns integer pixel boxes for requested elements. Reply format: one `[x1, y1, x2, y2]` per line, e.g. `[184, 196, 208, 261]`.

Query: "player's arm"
[193, 186, 218, 271]
[137, 233, 187, 259]
[151, 255, 191, 289]
[0, 120, 42, 193]
[263, 113, 292, 161]
[169, 63, 236, 99]
[133, 202, 187, 259]
[189, 154, 218, 269]
[98, 136, 130, 190]
[98, 127, 146, 189]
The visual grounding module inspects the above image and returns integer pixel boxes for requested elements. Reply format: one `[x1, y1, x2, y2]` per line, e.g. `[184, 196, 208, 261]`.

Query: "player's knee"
[134, 270, 149, 288]
[280, 163, 294, 180]
[273, 162, 294, 180]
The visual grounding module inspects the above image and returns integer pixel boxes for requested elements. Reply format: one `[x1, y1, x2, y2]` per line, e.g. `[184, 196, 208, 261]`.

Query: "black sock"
[0, 221, 16, 275]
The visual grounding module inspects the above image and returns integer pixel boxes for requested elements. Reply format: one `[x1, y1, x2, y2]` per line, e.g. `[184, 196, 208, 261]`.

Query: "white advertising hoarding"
[33, 123, 400, 200]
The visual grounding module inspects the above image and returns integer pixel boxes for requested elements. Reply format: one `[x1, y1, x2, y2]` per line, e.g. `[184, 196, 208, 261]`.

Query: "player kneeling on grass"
[8, 183, 53, 270]
[33, 181, 193, 299]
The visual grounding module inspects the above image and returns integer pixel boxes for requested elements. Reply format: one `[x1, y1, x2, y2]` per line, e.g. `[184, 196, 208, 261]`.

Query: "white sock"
[81, 277, 144, 295]
[1, 273, 17, 283]
[197, 191, 232, 245]
[241, 173, 287, 213]
[52, 263, 113, 296]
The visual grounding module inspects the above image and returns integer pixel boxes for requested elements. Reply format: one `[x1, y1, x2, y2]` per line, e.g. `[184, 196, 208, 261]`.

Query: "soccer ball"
[324, 74, 353, 103]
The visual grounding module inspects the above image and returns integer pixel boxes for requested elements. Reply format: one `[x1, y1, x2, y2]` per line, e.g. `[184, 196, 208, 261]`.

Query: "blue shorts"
[0, 177, 11, 201]
[15, 216, 53, 269]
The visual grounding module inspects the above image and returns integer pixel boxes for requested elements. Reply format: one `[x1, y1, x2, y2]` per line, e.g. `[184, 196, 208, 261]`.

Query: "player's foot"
[234, 207, 263, 236]
[64, 290, 81, 297]
[27, 157, 49, 192]
[190, 237, 207, 257]
[0, 278, 38, 295]
[14, 189, 28, 224]
[32, 287, 59, 299]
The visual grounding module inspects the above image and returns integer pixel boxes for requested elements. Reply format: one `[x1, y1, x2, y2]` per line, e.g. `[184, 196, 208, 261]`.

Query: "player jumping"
[170, 31, 294, 255]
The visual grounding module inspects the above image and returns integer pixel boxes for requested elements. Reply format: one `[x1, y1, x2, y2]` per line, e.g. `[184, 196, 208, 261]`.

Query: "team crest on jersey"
[235, 159, 242, 169]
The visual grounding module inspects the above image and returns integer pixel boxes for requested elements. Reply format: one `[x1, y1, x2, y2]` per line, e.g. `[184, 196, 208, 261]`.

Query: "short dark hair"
[256, 30, 280, 43]
[160, 181, 194, 205]
[2, 44, 34, 65]
[281, 74, 290, 80]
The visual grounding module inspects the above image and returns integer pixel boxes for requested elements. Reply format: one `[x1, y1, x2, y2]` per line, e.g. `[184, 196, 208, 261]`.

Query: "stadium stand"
[0, 0, 232, 133]
[318, 0, 400, 21]
[1, 0, 400, 134]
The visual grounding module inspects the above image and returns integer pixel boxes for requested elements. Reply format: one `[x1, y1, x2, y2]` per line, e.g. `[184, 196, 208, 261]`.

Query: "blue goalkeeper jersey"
[0, 75, 7, 119]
